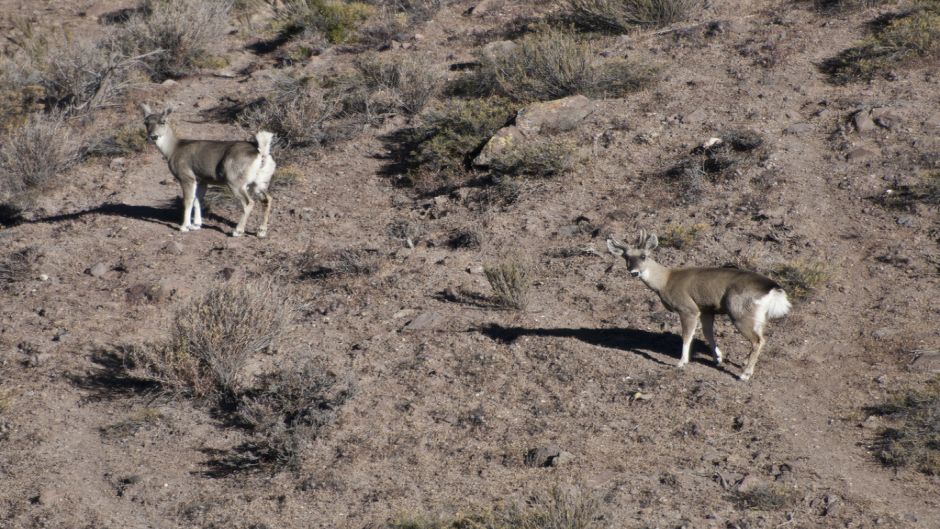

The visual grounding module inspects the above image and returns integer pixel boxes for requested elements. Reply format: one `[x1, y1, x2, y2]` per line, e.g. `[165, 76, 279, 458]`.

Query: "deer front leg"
[677, 312, 699, 368]
[179, 180, 197, 232]
[256, 190, 272, 238]
[700, 312, 722, 365]
[192, 183, 206, 229]
[231, 185, 254, 237]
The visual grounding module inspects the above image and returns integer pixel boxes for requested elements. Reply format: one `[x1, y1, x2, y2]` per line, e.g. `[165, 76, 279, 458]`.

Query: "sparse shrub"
[0, 247, 39, 283]
[88, 125, 149, 157]
[488, 139, 577, 178]
[235, 357, 352, 470]
[485, 260, 531, 310]
[733, 484, 799, 510]
[867, 378, 940, 475]
[279, 0, 376, 44]
[662, 130, 764, 202]
[99, 408, 164, 440]
[0, 387, 13, 416]
[116, 0, 234, 80]
[407, 96, 515, 186]
[128, 280, 293, 400]
[354, 54, 443, 115]
[772, 259, 831, 300]
[480, 26, 653, 102]
[356, 7, 410, 48]
[658, 222, 708, 249]
[812, 0, 894, 12]
[300, 247, 381, 279]
[387, 219, 424, 246]
[447, 228, 482, 249]
[0, 111, 81, 215]
[238, 76, 343, 148]
[564, 0, 701, 32]
[821, 3, 940, 83]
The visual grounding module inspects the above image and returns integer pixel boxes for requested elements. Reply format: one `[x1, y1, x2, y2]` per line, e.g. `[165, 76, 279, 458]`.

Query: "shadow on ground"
[30, 200, 232, 232]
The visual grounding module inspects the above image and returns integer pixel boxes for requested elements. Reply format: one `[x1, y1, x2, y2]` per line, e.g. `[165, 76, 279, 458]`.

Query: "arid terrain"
[1, 1, 939, 528]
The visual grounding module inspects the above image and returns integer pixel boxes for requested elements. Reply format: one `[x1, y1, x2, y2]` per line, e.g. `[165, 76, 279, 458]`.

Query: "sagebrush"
[564, 0, 700, 32]
[485, 260, 531, 310]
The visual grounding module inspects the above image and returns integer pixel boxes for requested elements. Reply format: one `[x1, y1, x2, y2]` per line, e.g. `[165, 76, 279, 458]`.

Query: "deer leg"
[734, 316, 765, 381]
[677, 312, 699, 368]
[256, 190, 272, 238]
[700, 312, 722, 365]
[231, 185, 254, 237]
[192, 184, 206, 229]
[179, 180, 197, 232]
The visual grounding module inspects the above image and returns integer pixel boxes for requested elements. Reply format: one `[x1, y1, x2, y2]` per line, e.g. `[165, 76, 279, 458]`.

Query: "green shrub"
[117, 0, 234, 80]
[564, 0, 701, 32]
[489, 138, 577, 178]
[822, 3, 940, 83]
[658, 222, 708, 249]
[480, 26, 652, 102]
[279, 0, 376, 44]
[485, 260, 531, 310]
[867, 378, 940, 475]
[772, 259, 831, 300]
[407, 96, 515, 185]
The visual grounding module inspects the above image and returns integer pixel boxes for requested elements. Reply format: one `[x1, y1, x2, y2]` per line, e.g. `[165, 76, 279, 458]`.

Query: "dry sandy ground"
[1, 1, 939, 528]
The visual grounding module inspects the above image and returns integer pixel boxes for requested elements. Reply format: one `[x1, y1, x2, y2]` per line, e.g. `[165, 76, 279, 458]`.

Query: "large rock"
[480, 40, 516, 61]
[473, 125, 523, 167]
[515, 95, 595, 135]
[910, 351, 940, 373]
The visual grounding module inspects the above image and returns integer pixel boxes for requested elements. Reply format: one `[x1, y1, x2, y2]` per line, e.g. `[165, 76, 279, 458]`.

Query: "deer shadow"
[27, 200, 232, 233]
[477, 323, 739, 376]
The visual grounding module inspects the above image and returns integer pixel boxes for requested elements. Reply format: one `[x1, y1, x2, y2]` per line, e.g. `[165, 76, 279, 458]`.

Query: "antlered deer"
[607, 230, 791, 380]
[141, 103, 276, 237]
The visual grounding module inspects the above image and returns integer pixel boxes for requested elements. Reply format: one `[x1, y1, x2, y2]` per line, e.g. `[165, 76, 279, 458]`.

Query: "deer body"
[607, 231, 791, 381]
[141, 104, 276, 237]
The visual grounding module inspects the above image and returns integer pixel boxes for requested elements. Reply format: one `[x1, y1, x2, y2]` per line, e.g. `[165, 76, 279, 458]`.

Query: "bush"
[489, 138, 577, 178]
[732, 484, 799, 510]
[234, 357, 352, 470]
[354, 54, 443, 116]
[658, 222, 707, 249]
[564, 0, 701, 32]
[772, 259, 831, 300]
[238, 76, 343, 148]
[299, 247, 381, 279]
[812, 0, 893, 12]
[0, 111, 81, 215]
[0, 247, 39, 283]
[485, 260, 531, 310]
[88, 125, 149, 157]
[117, 0, 234, 80]
[407, 96, 515, 186]
[821, 3, 940, 83]
[480, 26, 652, 102]
[867, 378, 940, 475]
[279, 0, 376, 44]
[128, 280, 293, 400]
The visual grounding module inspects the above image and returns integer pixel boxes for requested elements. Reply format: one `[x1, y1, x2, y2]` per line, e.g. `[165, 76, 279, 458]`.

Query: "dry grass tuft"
[867, 378, 940, 475]
[564, 0, 701, 32]
[733, 483, 800, 510]
[278, 0, 376, 44]
[0, 247, 40, 283]
[658, 222, 708, 249]
[353, 54, 443, 116]
[489, 138, 577, 179]
[88, 125, 149, 157]
[822, 3, 940, 83]
[299, 248, 382, 279]
[238, 76, 343, 148]
[772, 259, 831, 300]
[485, 260, 531, 310]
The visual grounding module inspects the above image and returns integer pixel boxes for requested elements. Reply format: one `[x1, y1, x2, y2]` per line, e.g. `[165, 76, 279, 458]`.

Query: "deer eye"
[640, 254, 647, 260]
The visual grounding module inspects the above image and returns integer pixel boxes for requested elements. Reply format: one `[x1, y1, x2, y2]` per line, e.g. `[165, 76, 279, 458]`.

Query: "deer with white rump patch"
[606, 230, 791, 381]
[140, 103, 276, 237]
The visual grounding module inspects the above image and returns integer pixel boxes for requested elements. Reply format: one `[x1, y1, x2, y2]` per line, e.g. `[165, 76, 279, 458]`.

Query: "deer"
[606, 230, 791, 381]
[140, 103, 277, 237]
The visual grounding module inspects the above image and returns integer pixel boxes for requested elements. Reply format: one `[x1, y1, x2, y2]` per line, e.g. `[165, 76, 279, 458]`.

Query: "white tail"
[141, 104, 278, 237]
[607, 230, 792, 381]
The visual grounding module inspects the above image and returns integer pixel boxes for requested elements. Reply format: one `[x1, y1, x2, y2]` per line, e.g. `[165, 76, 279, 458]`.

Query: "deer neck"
[155, 126, 179, 159]
[639, 259, 671, 293]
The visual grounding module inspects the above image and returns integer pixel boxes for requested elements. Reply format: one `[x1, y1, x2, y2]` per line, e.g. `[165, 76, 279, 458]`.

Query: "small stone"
[393, 309, 415, 319]
[38, 274, 49, 281]
[87, 262, 109, 278]
[552, 451, 576, 466]
[404, 311, 446, 332]
[784, 122, 812, 135]
[872, 328, 891, 340]
[473, 126, 523, 167]
[852, 110, 875, 133]
[163, 241, 184, 255]
[516, 95, 595, 135]
[870, 108, 900, 130]
[524, 446, 570, 468]
[845, 148, 875, 162]
[161, 79, 177, 87]
[467, 265, 484, 274]
[681, 107, 707, 124]
[910, 351, 940, 373]
[736, 474, 765, 493]
[125, 283, 165, 304]
[896, 215, 915, 227]
[109, 158, 126, 171]
[480, 40, 516, 61]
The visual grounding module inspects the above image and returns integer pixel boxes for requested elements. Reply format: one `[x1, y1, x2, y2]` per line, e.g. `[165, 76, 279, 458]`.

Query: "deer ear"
[645, 234, 659, 250]
[140, 103, 153, 116]
[606, 237, 625, 256]
[161, 105, 173, 117]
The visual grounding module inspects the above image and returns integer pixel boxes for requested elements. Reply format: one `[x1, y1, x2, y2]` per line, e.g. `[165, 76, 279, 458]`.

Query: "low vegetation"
[867, 378, 940, 475]
[811, 0, 894, 12]
[299, 247, 382, 279]
[488, 138, 577, 178]
[389, 487, 603, 529]
[353, 54, 443, 116]
[88, 125, 149, 157]
[772, 259, 832, 300]
[238, 75, 343, 148]
[658, 222, 708, 249]
[0, 247, 39, 283]
[663, 130, 764, 203]
[127, 280, 294, 401]
[564, 0, 701, 32]
[278, 0, 376, 45]
[116, 0, 234, 79]
[732, 483, 800, 511]
[822, 2, 940, 83]
[485, 260, 531, 310]
[0, 111, 81, 219]
[474, 26, 653, 103]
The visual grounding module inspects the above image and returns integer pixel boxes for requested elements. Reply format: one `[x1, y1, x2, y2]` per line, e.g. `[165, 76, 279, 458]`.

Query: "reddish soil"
[1, 1, 939, 528]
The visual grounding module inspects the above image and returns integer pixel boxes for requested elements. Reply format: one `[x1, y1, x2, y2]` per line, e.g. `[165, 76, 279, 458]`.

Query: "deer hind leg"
[733, 315, 765, 381]
[677, 312, 700, 368]
[256, 188, 272, 238]
[231, 185, 254, 237]
[191, 183, 206, 229]
[700, 312, 722, 365]
[179, 179, 197, 232]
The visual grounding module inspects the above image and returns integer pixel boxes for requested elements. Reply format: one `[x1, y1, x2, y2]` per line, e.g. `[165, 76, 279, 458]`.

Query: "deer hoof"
[739, 371, 752, 381]
[231, 230, 244, 237]
[676, 360, 688, 369]
[179, 225, 191, 232]
[190, 223, 201, 231]
[257, 229, 267, 238]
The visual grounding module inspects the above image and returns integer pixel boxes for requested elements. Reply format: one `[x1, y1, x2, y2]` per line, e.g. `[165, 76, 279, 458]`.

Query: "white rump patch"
[755, 288, 791, 322]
